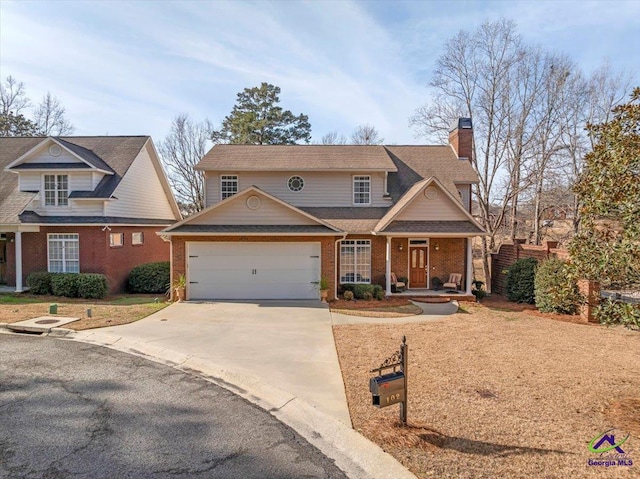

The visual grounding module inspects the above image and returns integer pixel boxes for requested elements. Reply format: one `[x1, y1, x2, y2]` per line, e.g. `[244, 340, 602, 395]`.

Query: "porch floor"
[391, 289, 476, 302]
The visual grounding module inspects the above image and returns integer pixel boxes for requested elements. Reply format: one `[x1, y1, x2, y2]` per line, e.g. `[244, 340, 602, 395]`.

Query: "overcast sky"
[1, 0, 638, 144]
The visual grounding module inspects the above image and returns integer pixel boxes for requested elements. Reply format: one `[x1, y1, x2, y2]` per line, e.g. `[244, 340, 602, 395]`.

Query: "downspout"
[334, 233, 348, 300]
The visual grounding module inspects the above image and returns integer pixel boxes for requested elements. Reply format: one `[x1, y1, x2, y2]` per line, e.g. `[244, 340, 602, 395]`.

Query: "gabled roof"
[196, 145, 398, 172]
[384, 145, 478, 200]
[374, 176, 485, 234]
[162, 186, 343, 235]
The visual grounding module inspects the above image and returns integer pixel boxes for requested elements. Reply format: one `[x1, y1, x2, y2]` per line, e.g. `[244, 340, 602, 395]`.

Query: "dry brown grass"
[334, 299, 640, 478]
[0, 295, 168, 330]
[330, 297, 422, 318]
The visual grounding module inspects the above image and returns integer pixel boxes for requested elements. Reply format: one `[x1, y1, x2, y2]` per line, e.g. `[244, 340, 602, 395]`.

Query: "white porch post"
[15, 231, 23, 293]
[466, 237, 473, 295]
[385, 236, 392, 295]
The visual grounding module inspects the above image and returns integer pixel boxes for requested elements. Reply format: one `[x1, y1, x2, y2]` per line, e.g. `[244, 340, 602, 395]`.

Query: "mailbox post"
[369, 336, 408, 425]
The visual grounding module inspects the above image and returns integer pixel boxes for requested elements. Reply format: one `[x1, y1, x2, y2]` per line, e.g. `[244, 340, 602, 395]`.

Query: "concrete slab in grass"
[7, 316, 79, 333]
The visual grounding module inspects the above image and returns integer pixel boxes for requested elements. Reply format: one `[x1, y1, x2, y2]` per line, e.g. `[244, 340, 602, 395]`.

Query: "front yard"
[0, 294, 168, 330]
[334, 297, 640, 478]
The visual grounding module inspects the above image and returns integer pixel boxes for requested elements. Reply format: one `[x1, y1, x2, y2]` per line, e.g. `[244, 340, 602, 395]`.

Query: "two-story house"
[161, 118, 485, 300]
[0, 136, 181, 293]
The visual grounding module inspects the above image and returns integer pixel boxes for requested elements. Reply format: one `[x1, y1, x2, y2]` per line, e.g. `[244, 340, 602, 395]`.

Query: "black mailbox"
[369, 371, 405, 408]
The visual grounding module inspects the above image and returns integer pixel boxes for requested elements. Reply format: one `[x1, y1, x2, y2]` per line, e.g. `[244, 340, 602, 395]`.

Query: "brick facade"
[168, 234, 469, 300]
[5, 226, 170, 293]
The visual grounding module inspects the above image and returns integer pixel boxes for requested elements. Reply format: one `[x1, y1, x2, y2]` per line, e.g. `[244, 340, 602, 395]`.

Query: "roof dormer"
[4, 137, 115, 175]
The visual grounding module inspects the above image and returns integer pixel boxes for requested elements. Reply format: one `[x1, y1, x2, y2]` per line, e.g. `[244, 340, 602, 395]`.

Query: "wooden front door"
[409, 247, 427, 288]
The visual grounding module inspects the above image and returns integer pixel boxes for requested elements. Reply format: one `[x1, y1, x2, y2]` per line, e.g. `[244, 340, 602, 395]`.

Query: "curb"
[65, 330, 417, 479]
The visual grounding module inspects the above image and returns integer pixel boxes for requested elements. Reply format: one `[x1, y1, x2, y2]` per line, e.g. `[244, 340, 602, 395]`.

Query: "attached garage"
[187, 242, 321, 300]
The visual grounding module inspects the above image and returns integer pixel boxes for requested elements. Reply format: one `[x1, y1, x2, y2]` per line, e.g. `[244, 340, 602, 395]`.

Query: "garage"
[187, 242, 321, 300]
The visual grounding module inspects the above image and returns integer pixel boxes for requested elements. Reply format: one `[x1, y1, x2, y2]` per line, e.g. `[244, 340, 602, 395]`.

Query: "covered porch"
[0, 226, 40, 293]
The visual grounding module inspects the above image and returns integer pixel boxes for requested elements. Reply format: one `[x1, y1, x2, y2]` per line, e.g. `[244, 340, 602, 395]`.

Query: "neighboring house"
[0, 136, 181, 293]
[161, 118, 486, 300]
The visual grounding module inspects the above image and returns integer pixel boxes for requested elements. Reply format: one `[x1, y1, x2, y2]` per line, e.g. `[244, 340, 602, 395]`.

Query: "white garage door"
[187, 242, 321, 300]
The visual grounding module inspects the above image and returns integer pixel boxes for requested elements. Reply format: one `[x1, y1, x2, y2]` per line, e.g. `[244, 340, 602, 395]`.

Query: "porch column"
[385, 236, 392, 295]
[466, 238, 473, 295]
[15, 231, 23, 293]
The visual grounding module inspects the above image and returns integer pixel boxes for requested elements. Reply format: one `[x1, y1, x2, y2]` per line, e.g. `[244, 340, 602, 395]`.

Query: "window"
[48, 234, 79, 273]
[287, 175, 304, 192]
[220, 175, 238, 200]
[44, 174, 68, 206]
[353, 176, 370, 205]
[132, 232, 144, 245]
[340, 240, 371, 284]
[110, 233, 124, 247]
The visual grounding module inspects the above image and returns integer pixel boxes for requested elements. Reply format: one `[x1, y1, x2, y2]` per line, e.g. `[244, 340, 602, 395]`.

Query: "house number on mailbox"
[369, 336, 408, 425]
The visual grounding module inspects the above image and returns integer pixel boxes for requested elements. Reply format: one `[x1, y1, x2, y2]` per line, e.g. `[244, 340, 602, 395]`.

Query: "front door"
[409, 247, 427, 288]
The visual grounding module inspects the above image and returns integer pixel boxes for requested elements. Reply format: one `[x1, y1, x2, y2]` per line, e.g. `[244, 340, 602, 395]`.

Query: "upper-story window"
[44, 174, 68, 206]
[220, 175, 238, 200]
[353, 175, 371, 205]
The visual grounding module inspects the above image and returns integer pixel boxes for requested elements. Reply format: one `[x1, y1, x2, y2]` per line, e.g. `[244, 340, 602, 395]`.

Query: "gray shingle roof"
[0, 136, 151, 224]
[196, 145, 398, 171]
[10, 162, 92, 170]
[166, 224, 337, 234]
[300, 207, 389, 234]
[18, 211, 175, 225]
[383, 220, 484, 234]
[384, 146, 478, 200]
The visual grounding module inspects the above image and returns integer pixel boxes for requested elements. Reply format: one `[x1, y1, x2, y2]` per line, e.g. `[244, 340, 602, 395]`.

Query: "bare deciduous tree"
[159, 114, 210, 214]
[320, 130, 348, 144]
[33, 92, 75, 135]
[350, 124, 384, 145]
[0, 76, 30, 115]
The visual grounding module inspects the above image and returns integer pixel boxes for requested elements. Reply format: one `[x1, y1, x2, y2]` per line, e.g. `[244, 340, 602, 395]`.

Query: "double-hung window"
[353, 176, 371, 205]
[48, 234, 79, 273]
[44, 174, 69, 206]
[340, 240, 371, 284]
[220, 175, 238, 200]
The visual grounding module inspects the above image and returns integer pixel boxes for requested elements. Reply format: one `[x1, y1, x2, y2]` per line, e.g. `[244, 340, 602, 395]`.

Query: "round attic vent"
[246, 195, 261, 210]
[424, 186, 438, 200]
[49, 144, 62, 157]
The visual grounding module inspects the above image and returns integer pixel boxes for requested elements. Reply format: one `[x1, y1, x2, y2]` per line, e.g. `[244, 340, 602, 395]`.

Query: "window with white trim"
[340, 240, 371, 284]
[110, 233, 124, 247]
[220, 175, 238, 200]
[44, 174, 68, 206]
[353, 176, 370, 205]
[48, 234, 79, 273]
[132, 232, 144, 245]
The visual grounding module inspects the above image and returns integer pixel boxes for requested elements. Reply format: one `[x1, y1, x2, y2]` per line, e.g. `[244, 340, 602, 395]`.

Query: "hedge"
[534, 259, 580, 314]
[50, 273, 80, 298]
[77, 274, 108, 299]
[128, 261, 170, 294]
[26, 271, 52, 295]
[26, 272, 108, 299]
[506, 257, 537, 303]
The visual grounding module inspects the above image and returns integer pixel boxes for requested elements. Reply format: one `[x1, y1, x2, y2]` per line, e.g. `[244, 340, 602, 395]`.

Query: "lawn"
[0, 294, 168, 330]
[333, 296, 640, 478]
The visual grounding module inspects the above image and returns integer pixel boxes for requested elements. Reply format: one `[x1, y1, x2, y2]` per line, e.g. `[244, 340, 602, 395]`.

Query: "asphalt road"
[0, 334, 347, 479]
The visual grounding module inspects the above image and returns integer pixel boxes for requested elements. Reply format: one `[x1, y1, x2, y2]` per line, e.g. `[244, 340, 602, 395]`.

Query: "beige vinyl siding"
[190, 194, 318, 225]
[18, 172, 41, 191]
[204, 171, 390, 208]
[22, 145, 81, 164]
[105, 143, 175, 219]
[33, 199, 104, 216]
[456, 184, 471, 211]
[396, 184, 469, 221]
[92, 172, 105, 189]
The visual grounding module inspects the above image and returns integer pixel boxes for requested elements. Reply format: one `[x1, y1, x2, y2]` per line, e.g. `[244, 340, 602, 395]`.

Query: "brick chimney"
[449, 118, 473, 161]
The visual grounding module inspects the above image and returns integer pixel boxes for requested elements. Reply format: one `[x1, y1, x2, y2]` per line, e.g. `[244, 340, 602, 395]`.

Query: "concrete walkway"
[74, 301, 351, 425]
[331, 300, 459, 325]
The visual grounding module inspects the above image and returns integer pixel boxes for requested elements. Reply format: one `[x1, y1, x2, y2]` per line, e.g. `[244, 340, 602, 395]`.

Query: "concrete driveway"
[77, 301, 351, 425]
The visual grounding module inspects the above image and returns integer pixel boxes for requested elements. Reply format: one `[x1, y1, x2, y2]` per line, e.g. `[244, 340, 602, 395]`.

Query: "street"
[0, 334, 347, 479]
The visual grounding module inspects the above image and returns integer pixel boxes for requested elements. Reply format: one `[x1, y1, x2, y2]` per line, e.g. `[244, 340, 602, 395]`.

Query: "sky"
[1, 0, 638, 145]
